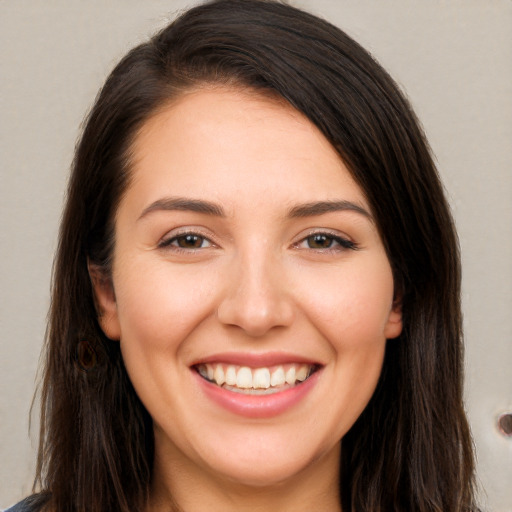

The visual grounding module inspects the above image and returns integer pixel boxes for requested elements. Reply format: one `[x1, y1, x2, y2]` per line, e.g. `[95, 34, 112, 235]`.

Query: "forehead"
[124, 86, 368, 217]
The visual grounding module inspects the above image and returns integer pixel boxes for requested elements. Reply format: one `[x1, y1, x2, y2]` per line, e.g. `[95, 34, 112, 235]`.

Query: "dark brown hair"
[34, 1, 478, 510]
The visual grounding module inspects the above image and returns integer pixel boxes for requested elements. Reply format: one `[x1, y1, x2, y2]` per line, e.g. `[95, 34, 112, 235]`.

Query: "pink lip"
[192, 367, 321, 419]
[190, 351, 319, 368]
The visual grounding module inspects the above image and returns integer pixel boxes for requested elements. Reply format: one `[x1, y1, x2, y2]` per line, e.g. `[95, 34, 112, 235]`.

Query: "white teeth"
[225, 365, 237, 386]
[199, 362, 315, 391]
[296, 365, 309, 382]
[285, 366, 296, 385]
[213, 365, 225, 386]
[270, 367, 285, 387]
[253, 368, 271, 389]
[236, 367, 253, 388]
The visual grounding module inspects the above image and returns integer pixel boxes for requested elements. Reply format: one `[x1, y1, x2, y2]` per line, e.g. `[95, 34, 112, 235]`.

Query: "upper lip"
[189, 351, 322, 368]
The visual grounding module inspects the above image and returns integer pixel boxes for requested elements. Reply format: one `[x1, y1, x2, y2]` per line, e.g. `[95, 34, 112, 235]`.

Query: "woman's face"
[93, 88, 402, 488]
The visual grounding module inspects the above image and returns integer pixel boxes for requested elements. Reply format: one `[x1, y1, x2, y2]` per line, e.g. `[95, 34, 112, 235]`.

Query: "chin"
[214, 456, 316, 488]
[194, 431, 340, 490]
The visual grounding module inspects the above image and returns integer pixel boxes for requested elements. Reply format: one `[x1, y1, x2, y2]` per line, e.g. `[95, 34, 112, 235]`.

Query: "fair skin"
[91, 87, 402, 512]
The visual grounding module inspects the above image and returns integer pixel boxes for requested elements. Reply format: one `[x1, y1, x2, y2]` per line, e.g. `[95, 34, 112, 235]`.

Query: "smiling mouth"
[194, 363, 319, 395]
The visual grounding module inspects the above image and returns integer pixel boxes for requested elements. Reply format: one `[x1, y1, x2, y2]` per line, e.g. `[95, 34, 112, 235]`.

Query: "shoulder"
[4, 494, 50, 512]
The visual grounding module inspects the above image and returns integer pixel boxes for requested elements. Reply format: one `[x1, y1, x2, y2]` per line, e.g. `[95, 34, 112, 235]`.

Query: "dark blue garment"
[5, 494, 48, 512]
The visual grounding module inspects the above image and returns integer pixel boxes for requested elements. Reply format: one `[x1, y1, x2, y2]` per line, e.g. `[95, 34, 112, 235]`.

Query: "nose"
[216, 252, 295, 337]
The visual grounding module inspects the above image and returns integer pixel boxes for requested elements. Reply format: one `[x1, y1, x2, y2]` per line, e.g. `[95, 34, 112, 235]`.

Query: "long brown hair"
[34, 1, 479, 510]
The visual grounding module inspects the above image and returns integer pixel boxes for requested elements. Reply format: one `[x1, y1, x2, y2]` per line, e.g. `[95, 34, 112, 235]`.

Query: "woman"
[8, 0, 479, 510]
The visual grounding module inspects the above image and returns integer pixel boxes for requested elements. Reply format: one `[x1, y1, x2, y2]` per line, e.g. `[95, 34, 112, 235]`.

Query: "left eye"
[162, 233, 212, 249]
[296, 233, 356, 250]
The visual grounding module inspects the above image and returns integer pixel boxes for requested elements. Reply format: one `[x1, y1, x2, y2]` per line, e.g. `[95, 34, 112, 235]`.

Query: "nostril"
[216, 295, 294, 337]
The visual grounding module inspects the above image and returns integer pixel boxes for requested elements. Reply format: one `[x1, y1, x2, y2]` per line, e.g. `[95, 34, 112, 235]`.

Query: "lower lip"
[193, 369, 320, 419]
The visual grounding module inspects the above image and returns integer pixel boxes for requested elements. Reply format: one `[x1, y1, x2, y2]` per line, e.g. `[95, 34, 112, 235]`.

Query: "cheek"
[294, 255, 395, 348]
[111, 260, 222, 420]
[112, 259, 221, 364]
[304, 260, 393, 435]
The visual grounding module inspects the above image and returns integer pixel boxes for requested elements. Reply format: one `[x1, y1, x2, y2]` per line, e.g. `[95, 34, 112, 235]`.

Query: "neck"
[148, 439, 342, 512]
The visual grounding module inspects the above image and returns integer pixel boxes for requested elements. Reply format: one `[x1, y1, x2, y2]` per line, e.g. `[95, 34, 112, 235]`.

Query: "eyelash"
[293, 232, 358, 252]
[158, 230, 358, 253]
[158, 231, 214, 251]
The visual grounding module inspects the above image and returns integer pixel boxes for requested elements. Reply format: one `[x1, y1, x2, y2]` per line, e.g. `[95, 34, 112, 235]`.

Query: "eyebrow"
[138, 197, 226, 220]
[138, 197, 371, 221]
[287, 200, 372, 220]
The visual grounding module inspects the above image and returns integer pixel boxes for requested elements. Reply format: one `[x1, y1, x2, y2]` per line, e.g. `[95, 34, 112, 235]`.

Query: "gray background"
[1, 1, 511, 509]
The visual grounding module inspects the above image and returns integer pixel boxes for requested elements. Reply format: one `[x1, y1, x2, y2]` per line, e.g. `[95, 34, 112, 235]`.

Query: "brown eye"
[306, 234, 335, 249]
[175, 234, 206, 248]
[294, 232, 357, 251]
[159, 232, 213, 250]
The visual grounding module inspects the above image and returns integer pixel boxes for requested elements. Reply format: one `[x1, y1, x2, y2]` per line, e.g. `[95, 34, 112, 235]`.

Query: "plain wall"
[1, 1, 511, 509]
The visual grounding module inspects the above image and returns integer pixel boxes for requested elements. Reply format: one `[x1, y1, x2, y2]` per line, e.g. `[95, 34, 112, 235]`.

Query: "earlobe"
[384, 296, 403, 340]
[88, 261, 121, 341]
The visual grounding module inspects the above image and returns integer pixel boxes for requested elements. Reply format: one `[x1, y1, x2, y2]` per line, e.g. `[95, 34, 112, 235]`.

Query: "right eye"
[159, 232, 213, 250]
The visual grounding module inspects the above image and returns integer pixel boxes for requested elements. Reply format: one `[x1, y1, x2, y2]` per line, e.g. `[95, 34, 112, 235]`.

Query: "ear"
[384, 294, 403, 340]
[88, 261, 121, 341]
